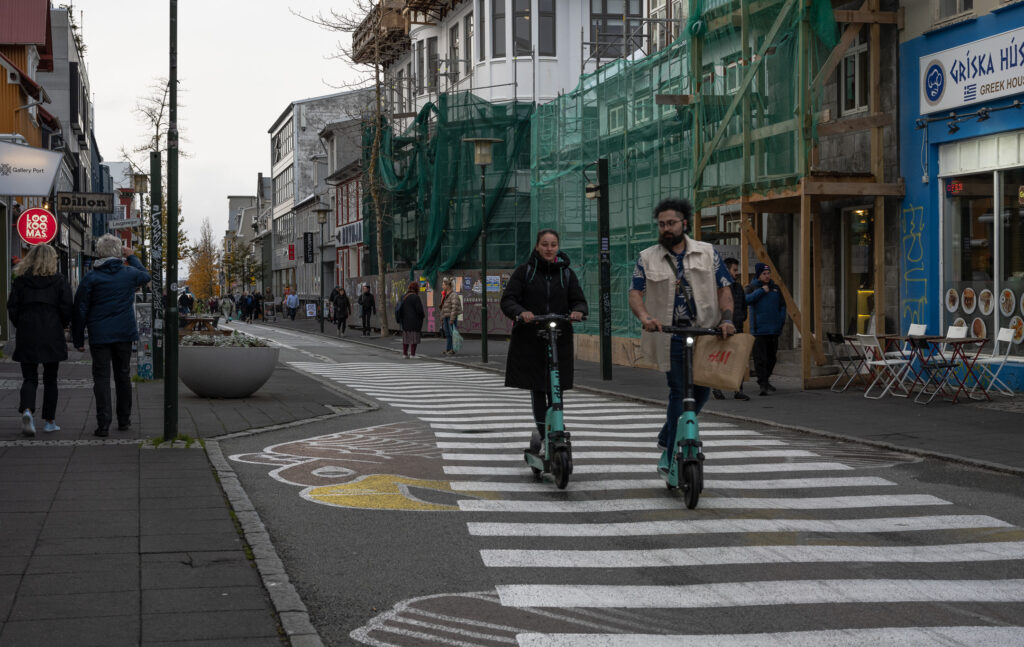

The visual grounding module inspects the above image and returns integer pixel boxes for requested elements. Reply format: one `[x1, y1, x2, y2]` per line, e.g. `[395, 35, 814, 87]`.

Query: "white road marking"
[436, 439, 786, 449]
[430, 422, 743, 430]
[515, 627, 1024, 647]
[433, 429, 762, 439]
[466, 515, 1012, 537]
[444, 462, 852, 476]
[449, 477, 893, 492]
[496, 579, 1024, 608]
[442, 450, 821, 461]
[481, 541, 1024, 568]
[457, 494, 951, 513]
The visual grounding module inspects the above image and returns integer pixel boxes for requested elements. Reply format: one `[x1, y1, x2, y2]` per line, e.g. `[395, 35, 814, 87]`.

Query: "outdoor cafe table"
[906, 335, 990, 403]
[179, 315, 220, 333]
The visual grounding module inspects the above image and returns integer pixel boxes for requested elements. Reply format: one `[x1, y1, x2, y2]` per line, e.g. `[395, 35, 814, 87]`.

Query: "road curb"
[205, 439, 325, 647]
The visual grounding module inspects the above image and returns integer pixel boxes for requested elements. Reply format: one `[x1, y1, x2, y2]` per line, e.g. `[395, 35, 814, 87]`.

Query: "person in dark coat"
[331, 286, 352, 335]
[7, 244, 73, 436]
[73, 234, 151, 437]
[712, 257, 751, 401]
[500, 229, 588, 453]
[396, 282, 425, 357]
[358, 285, 376, 335]
[745, 262, 787, 396]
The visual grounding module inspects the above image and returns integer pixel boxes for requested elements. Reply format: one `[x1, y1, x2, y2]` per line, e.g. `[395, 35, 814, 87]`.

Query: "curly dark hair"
[653, 198, 693, 234]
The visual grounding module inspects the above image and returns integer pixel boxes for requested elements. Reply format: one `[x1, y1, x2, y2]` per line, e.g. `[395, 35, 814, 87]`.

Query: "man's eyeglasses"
[657, 219, 683, 229]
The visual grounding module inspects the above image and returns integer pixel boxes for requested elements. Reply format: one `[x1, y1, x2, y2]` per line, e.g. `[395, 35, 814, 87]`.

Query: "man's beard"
[660, 231, 684, 249]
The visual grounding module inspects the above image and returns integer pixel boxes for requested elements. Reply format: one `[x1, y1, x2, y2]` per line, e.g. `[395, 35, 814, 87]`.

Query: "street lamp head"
[312, 200, 331, 225]
[132, 172, 149, 195]
[463, 137, 503, 167]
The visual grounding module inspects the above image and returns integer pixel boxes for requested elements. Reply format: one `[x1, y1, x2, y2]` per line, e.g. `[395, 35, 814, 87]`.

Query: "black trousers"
[529, 390, 550, 451]
[90, 342, 133, 430]
[336, 316, 347, 333]
[361, 312, 372, 334]
[20, 362, 60, 421]
[753, 334, 780, 385]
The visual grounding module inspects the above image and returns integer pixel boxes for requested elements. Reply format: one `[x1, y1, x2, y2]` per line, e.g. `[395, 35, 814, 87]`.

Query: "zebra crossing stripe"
[442, 450, 820, 461]
[422, 414, 668, 423]
[457, 494, 951, 513]
[436, 439, 787, 449]
[431, 422, 747, 430]
[448, 476, 893, 492]
[444, 462, 852, 476]
[433, 429, 762, 439]
[481, 541, 1024, 568]
[413, 409, 671, 417]
[515, 626, 1024, 647]
[496, 579, 1024, 608]
[466, 514, 1012, 537]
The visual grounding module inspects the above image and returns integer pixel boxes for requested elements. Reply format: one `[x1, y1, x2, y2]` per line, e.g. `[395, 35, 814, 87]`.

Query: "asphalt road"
[220, 323, 1024, 647]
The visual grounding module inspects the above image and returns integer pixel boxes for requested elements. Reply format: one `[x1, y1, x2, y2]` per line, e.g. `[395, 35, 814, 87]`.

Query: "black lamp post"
[313, 200, 331, 333]
[462, 137, 502, 363]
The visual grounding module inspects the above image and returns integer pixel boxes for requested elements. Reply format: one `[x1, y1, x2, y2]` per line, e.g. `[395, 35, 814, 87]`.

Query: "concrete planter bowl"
[179, 345, 280, 398]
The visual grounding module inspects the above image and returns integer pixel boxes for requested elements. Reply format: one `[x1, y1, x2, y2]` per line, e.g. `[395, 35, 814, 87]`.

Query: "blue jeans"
[442, 317, 457, 351]
[658, 336, 711, 449]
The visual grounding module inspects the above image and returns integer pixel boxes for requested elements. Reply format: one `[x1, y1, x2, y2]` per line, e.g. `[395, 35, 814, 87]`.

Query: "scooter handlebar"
[660, 325, 724, 337]
[517, 313, 586, 323]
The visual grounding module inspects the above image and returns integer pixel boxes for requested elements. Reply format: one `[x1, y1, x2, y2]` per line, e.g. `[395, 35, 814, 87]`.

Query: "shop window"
[999, 168, 1024, 354]
[840, 26, 868, 115]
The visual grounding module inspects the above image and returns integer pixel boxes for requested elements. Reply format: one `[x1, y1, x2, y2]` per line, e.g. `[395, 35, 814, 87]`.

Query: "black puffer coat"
[500, 250, 588, 390]
[396, 292, 425, 332]
[7, 272, 73, 363]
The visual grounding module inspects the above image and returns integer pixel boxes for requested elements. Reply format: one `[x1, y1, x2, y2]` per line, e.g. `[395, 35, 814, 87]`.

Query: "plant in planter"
[178, 332, 280, 398]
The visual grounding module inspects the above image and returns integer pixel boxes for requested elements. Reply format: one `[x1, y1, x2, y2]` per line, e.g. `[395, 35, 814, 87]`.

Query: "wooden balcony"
[351, 0, 409, 66]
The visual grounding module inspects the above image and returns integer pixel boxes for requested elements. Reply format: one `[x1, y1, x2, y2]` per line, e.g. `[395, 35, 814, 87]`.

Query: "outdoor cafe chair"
[971, 327, 1015, 398]
[884, 323, 927, 360]
[827, 331, 865, 392]
[856, 333, 912, 399]
[907, 336, 958, 405]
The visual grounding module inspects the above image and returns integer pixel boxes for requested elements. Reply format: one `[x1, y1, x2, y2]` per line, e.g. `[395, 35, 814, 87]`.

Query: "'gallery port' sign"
[920, 26, 1024, 114]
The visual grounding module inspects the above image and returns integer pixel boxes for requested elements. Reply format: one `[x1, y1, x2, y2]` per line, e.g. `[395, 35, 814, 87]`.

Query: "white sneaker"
[21, 410, 36, 437]
[43, 421, 60, 433]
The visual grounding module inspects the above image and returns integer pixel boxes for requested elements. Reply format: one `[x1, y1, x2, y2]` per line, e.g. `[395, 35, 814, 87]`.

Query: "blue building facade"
[900, 3, 1024, 391]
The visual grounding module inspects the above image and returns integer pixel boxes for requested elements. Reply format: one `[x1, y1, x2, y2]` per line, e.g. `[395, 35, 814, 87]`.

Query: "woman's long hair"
[14, 244, 58, 278]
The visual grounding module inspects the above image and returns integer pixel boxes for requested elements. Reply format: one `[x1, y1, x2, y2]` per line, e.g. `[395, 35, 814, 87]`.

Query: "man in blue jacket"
[745, 262, 787, 396]
[73, 234, 151, 437]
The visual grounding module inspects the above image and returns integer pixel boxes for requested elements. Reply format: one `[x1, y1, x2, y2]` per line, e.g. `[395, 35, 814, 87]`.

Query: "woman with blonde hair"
[6, 243, 72, 436]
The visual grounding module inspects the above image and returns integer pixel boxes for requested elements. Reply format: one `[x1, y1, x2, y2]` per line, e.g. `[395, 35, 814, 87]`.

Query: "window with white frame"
[273, 166, 293, 205]
[938, 0, 973, 20]
[449, 23, 460, 85]
[465, 12, 474, 73]
[492, 0, 506, 57]
[840, 26, 868, 115]
[405, 62, 413, 110]
[416, 40, 425, 94]
[608, 102, 625, 132]
[427, 37, 439, 91]
[478, 0, 486, 60]
[539, 0, 556, 56]
[513, 0, 531, 55]
[632, 96, 652, 126]
[396, 69, 405, 112]
[591, 0, 644, 60]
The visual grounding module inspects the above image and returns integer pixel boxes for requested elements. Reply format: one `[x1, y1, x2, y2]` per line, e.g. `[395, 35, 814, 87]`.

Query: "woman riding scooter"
[500, 229, 588, 453]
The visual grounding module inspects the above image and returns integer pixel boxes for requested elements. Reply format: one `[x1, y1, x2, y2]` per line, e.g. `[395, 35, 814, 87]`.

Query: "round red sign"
[16, 208, 58, 246]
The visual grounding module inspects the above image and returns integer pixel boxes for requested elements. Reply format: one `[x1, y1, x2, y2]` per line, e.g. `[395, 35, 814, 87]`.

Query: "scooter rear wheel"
[552, 449, 570, 489]
[682, 462, 700, 509]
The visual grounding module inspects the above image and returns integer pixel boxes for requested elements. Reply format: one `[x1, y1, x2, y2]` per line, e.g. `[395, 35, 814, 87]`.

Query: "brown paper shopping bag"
[692, 333, 755, 392]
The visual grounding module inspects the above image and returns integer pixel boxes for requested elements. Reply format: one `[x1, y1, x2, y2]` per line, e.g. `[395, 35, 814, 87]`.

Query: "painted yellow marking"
[306, 474, 490, 511]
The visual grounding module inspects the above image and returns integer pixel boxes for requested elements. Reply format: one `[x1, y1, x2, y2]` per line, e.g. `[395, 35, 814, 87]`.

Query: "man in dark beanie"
[745, 262, 786, 396]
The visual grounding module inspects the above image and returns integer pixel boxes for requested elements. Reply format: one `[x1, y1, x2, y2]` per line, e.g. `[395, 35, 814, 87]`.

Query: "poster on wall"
[919, 26, 1024, 114]
[306, 303, 317, 318]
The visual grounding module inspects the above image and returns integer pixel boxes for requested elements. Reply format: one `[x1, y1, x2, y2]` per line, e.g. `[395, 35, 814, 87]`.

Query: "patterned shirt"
[632, 248, 733, 325]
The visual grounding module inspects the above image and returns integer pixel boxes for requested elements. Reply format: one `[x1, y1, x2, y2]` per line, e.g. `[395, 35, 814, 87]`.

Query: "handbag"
[692, 333, 755, 392]
[451, 326, 464, 353]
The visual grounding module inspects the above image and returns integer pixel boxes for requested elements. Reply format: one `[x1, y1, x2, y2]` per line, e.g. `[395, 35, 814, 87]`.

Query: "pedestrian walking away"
[439, 278, 463, 354]
[712, 256, 751, 401]
[358, 285, 376, 335]
[746, 262, 786, 396]
[396, 282, 425, 357]
[72, 234, 151, 437]
[7, 244, 73, 436]
[628, 198, 736, 452]
[220, 294, 234, 321]
[500, 229, 588, 453]
[285, 291, 299, 321]
[330, 286, 351, 335]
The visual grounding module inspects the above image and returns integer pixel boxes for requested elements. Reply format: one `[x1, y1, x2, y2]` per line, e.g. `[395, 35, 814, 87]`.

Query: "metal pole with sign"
[150, 151, 163, 380]
[597, 158, 612, 380]
[164, 0, 179, 442]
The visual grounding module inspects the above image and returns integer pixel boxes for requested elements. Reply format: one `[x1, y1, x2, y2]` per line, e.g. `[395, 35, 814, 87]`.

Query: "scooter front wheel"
[551, 449, 571, 489]
[682, 461, 700, 509]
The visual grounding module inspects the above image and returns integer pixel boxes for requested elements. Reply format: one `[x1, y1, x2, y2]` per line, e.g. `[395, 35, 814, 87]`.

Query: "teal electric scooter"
[522, 314, 577, 489]
[658, 325, 723, 509]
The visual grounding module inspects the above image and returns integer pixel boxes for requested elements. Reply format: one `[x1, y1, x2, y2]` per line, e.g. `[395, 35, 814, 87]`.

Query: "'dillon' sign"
[17, 208, 58, 245]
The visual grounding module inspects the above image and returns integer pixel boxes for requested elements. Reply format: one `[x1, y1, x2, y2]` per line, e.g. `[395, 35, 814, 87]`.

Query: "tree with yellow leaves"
[187, 218, 219, 301]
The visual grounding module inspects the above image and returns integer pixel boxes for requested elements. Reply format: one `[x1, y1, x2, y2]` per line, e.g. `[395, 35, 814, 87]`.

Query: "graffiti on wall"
[901, 203, 928, 326]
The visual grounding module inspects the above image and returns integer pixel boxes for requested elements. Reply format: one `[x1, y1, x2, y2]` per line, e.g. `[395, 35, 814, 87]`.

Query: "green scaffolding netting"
[532, 0, 837, 339]
[363, 92, 535, 285]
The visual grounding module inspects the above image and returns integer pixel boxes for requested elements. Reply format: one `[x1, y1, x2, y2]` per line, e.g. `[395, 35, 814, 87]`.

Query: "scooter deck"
[523, 450, 549, 472]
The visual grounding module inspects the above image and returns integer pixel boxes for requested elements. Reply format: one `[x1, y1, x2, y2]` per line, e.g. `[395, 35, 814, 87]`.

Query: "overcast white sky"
[73, 0, 365, 264]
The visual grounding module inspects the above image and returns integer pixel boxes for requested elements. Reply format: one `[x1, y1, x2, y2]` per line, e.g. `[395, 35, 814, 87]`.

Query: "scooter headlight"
[686, 336, 695, 346]
[549, 321, 558, 329]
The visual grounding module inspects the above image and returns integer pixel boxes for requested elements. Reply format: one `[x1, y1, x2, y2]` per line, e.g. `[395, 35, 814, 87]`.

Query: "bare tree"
[294, 1, 404, 337]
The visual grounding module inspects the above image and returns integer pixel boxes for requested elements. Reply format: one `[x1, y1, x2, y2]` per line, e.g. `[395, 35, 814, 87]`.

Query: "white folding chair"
[971, 327, 1015, 397]
[885, 323, 927, 360]
[856, 334, 911, 399]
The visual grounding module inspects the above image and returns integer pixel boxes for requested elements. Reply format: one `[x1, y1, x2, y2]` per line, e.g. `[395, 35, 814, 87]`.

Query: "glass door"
[842, 206, 874, 334]
[942, 171, 993, 339]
